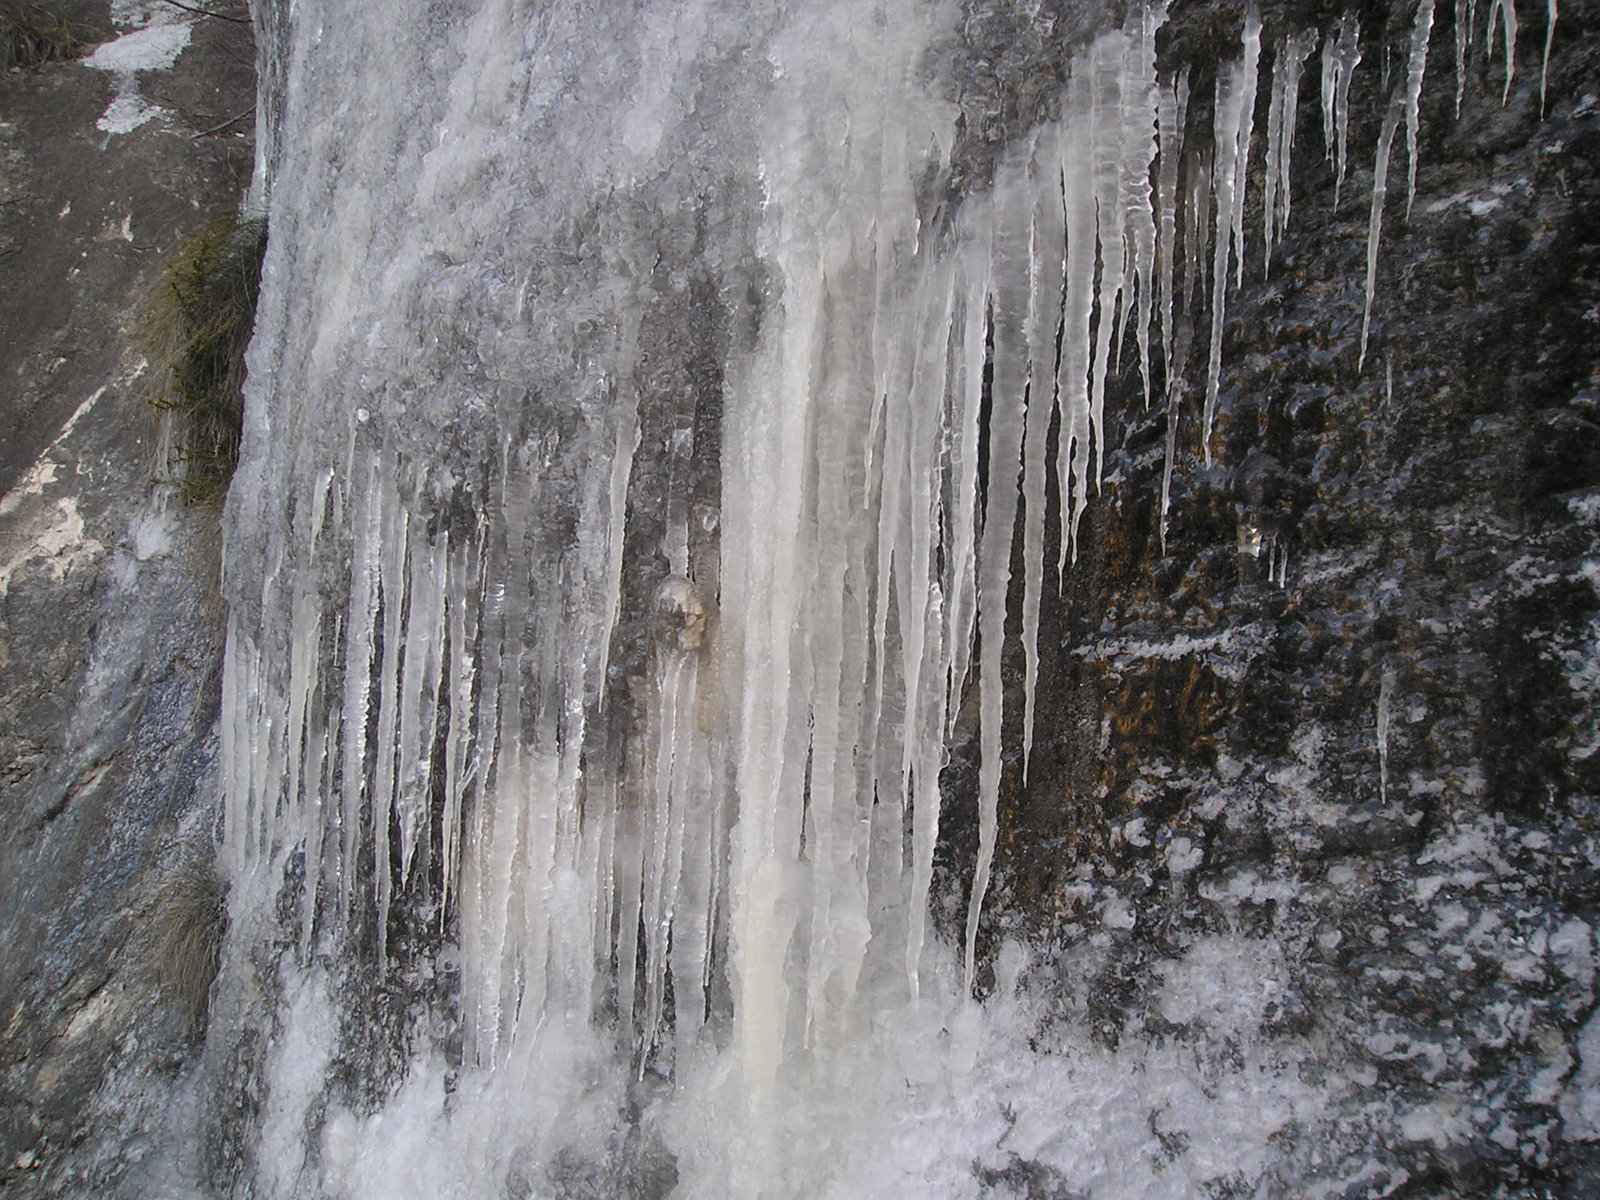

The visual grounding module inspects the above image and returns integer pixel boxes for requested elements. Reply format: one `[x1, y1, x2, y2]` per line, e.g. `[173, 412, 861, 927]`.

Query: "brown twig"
[157, 0, 250, 24]
[191, 108, 252, 138]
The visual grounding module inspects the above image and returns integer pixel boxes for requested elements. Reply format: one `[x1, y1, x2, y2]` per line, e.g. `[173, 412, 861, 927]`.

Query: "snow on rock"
[84, 20, 194, 136]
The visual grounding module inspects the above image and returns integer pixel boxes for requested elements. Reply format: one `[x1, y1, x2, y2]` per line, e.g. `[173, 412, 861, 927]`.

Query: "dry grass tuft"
[149, 849, 227, 1029]
[141, 207, 268, 505]
[1, 5, 91, 70]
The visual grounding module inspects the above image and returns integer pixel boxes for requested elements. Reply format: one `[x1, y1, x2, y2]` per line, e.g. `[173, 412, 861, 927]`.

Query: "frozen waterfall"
[202, 0, 1521, 1194]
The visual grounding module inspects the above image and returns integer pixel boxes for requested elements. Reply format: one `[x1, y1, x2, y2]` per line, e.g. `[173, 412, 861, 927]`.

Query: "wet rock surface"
[0, 2, 253, 1194]
[935, 0, 1600, 1193]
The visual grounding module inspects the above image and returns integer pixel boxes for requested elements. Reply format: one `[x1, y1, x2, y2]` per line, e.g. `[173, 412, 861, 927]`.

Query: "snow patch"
[85, 22, 194, 135]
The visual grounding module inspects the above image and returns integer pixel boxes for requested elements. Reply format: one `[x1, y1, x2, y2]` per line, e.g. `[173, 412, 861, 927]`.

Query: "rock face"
[932, 0, 1600, 1192]
[2, 0, 1598, 1197]
[0, 3, 254, 1194]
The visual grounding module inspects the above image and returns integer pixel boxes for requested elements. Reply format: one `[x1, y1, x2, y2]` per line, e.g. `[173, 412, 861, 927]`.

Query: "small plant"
[143, 207, 268, 505]
[149, 848, 228, 1030]
[0, 4, 90, 69]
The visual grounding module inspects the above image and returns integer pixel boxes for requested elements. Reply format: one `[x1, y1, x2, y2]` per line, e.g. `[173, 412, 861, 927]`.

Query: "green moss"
[0, 5, 90, 69]
[144, 208, 268, 505]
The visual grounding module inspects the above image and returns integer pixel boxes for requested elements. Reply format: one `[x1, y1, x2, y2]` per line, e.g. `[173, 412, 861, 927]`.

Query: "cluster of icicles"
[221, 0, 1551, 1096]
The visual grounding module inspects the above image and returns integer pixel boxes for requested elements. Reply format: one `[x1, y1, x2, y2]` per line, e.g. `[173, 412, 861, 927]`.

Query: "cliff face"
[0, 3, 253, 1194]
[1, 0, 1598, 1196]
[935, 0, 1600, 1192]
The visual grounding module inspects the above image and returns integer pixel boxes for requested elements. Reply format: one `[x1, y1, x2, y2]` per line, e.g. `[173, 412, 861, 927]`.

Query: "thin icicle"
[968, 170, 1031, 992]
[1087, 29, 1125, 490]
[1540, 0, 1556, 116]
[1377, 667, 1396, 805]
[339, 463, 383, 931]
[369, 476, 409, 963]
[1404, 0, 1436, 216]
[946, 243, 990, 725]
[1156, 68, 1188, 396]
[1180, 145, 1211, 330]
[1231, 8, 1262, 289]
[1360, 97, 1403, 372]
[1020, 130, 1064, 779]
[1322, 16, 1362, 208]
[1056, 99, 1096, 571]
[1155, 69, 1188, 554]
[1264, 31, 1316, 271]
[1264, 39, 1289, 272]
[1487, 0, 1518, 103]
[1122, 3, 1166, 406]
[1455, 0, 1472, 118]
[904, 267, 960, 1004]
[1203, 9, 1260, 467]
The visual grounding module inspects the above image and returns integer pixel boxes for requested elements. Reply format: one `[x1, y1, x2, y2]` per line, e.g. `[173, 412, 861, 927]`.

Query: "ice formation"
[209, 0, 1539, 1193]
[1488, 0, 1520, 103]
[1360, 99, 1402, 372]
[1542, 0, 1558, 115]
[1322, 15, 1362, 208]
[1456, 0, 1475, 117]
[1263, 31, 1316, 272]
[1202, 6, 1261, 465]
[1404, 0, 1437, 215]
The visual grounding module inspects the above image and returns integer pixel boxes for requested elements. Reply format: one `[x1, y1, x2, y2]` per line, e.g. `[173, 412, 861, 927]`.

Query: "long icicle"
[1156, 68, 1189, 554]
[1323, 16, 1363, 209]
[1540, 0, 1557, 116]
[968, 170, 1032, 993]
[1403, 0, 1437, 217]
[1202, 7, 1261, 467]
[1360, 96, 1404, 372]
[1487, 0, 1518, 104]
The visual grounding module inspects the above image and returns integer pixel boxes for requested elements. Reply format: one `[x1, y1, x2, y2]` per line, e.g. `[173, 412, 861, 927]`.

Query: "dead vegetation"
[0, 4, 91, 70]
[141, 206, 268, 505]
[147, 846, 227, 1030]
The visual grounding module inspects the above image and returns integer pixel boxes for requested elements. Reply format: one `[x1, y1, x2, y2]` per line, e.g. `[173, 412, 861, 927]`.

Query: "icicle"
[1021, 129, 1064, 779]
[1231, 9, 1262, 290]
[968, 169, 1032, 992]
[1156, 69, 1188, 397]
[339, 461, 383, 932]
[1377, 667, 1396, 804]
[1155, 69, 1188, 555]
[1264, 31, 1316, 272]
[1264, 41, 1289, 272]
[1202, 8, 1261, 467]
[369, 471, 409, 963]
[1055, 94, 1097, 571]
[394, 520, 447, 892]
[1087, 29, 1125, 490]
[905, 265, 961, 1004]
[438, 534, 479, 932]
[1540, 0, 1556, 116]
[1322, 16, 1362, 209]
[1180, 146, 1211, 330]
[1360, 98, 1403, 373]
[1122, 3, 1165, 407]
[1404, 0, 1436, 217]
[1487, 0, 1518, 104]
[946, 240, 990, 724]
[1455, 0, 1471, 118]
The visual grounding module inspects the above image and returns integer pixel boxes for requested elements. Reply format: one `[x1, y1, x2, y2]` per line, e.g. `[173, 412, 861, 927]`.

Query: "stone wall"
[936, 0, 1600, 1193]
[0, 3, 254, 1194]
